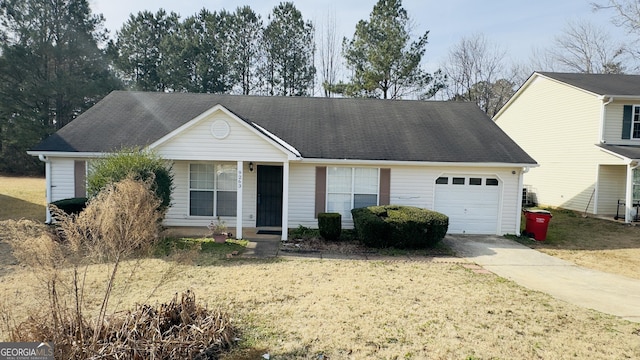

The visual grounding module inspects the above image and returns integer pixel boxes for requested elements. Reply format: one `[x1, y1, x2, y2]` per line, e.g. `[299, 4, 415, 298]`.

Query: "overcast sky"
[90, 0, 631, 72]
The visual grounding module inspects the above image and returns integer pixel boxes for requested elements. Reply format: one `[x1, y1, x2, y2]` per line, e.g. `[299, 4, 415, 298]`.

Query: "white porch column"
[625, 163, 634, 223]
[236, 161, 244, 239]
[281, 161, 290, 240]
[515, 169, 525, 236]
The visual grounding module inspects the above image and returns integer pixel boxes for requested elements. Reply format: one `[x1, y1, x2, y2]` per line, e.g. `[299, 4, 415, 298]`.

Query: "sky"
[90, 0, 632, 73]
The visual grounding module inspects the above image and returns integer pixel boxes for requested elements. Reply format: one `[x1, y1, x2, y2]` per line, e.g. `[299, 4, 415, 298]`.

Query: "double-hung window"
[189, 163, 237, 217]
[633, 105, 640, 139]
[327, 167, 379, 218]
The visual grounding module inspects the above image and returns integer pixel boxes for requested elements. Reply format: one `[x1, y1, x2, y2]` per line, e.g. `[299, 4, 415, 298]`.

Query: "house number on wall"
[237, 169, 242, 189]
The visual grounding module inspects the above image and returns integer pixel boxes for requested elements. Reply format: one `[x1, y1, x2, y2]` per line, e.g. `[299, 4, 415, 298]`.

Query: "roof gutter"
[37, 154, 52, 224]
[302, 158, 538, 168]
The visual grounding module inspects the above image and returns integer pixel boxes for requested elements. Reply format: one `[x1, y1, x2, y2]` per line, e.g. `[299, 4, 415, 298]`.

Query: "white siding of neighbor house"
[603, 100, 640, 146]
[495, 75, 624, 215]
[50, 157, 77, 201]
[286, 163, 523, 235]
[154, 110, 290, 162]
[597, 165, 627, 215]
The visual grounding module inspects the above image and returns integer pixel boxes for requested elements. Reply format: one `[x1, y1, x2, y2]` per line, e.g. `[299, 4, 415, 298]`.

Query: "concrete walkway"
[442, 235, 640, 323]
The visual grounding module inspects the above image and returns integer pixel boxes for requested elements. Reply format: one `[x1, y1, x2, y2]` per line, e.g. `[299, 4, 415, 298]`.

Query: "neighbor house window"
[189, 163, 237, 217]
[633, 106, 640, 139]
[327, 167, 378, 218]
[634, 168, 640, 201]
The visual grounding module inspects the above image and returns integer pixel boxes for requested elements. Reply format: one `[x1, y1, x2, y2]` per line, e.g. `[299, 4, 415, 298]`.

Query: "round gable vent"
[211, 120, 230, 139]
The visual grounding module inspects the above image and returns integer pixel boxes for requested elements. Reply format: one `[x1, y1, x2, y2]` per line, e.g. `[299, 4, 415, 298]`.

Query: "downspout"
[515, 166, 531, 236]
[38, 154, 52, 223]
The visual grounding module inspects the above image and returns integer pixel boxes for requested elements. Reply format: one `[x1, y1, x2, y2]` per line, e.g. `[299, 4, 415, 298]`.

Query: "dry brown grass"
[0, 176, 45, 221]
[1, 258, 639, 359]
[515, 209, 640, 280]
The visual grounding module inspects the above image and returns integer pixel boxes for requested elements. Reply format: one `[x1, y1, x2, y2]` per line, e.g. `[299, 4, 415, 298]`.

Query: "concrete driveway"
[442, 235, 640, 323]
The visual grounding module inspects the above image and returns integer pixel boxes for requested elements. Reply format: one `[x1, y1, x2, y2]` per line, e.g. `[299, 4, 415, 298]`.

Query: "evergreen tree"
[342, 0, 443, 99]
[109, 9, 180, 91]
[0, 0, 120, 174]
[261, 2, 315, 96]
[229, 6, 263, 95]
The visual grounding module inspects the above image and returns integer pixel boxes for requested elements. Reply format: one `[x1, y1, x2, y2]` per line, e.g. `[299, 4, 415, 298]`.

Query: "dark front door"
[256, 165, 283, 227]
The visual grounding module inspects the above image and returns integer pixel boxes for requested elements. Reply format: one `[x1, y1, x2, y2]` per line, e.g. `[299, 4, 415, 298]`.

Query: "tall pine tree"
[0, 0, 121, 174]
[261, 2, 315, 96]
[342, 0, 444, 99]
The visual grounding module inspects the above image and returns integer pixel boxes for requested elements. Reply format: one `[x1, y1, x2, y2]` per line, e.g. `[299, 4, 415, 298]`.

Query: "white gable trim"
[148, 104, 301, 160]
[598, 146, 636, 163]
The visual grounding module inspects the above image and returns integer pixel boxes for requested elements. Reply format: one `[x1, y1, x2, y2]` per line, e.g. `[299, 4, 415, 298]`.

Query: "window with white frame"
[633, 105, 640, 139]
[327, 167, 378, 218]
[189, 163, 237, 217]
[633, 168, 640, 201]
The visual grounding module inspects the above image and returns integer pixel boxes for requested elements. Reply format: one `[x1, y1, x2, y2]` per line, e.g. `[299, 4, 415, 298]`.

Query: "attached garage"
[433, 175, 502, 234]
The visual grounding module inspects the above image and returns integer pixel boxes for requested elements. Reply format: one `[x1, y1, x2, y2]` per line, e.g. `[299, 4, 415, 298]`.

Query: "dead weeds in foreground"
[1, 178, 237, 359]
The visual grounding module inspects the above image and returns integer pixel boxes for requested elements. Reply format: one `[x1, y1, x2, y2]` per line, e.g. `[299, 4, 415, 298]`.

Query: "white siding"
[389, 166, 431, 208]
[288, 163, 317, 228]
[496, 76, 623, 214]
[597, 165, 626, 215]
[50, 158, 76, 201]
[155, 111, 289, 162]
[286, 163, 522, 235]
[164, 160, 258, 228]
[603, 101, 640, 146]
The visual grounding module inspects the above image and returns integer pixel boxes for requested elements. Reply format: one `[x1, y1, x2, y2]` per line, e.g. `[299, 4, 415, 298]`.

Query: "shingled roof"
[32, 91, 536, 164]
[538, 72, 640, 96]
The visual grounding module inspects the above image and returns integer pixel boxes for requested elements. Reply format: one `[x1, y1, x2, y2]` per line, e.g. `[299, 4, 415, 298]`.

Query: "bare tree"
[593, 0, 640, 70]
[548, 19, 625, 73]
[442, 33, 516, 117]
[318, 10, 341, 97]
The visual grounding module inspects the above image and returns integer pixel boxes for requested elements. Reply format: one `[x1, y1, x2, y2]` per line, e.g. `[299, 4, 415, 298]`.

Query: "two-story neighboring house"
[495, 72, 640, 222]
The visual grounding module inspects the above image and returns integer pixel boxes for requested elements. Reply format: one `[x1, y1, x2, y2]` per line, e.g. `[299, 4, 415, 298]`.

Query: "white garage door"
[434, 175, 501, 234]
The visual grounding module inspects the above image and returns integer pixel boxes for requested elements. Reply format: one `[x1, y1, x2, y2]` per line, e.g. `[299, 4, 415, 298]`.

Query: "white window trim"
[632, 105, 640, 139]
[188, 162, 237, 218]
[326, 167, 380, 218]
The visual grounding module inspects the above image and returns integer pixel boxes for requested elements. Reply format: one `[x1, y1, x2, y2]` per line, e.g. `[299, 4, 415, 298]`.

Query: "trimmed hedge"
[351, 205, 448, 249]
[318, 212, 342, 241]
[50, 197, 88, 215]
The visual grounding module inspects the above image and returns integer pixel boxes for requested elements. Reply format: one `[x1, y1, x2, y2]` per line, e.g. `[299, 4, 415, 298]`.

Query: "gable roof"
[538, 72, 640, 96]
[31, 91, 536, 164]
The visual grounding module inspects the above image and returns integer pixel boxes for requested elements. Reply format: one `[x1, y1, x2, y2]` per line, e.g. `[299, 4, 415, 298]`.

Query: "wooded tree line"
[1, 0, 638, 175]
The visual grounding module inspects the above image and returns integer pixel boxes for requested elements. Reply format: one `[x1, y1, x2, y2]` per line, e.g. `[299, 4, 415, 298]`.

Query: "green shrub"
[352, 205, 448, 249]
[49, 197, 88, 215]
[87, 148, 173, 212]
[318, 212, 342, 241]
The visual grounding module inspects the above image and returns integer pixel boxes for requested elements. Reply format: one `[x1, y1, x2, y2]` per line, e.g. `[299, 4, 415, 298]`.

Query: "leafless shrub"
[10, 291, 235, 359]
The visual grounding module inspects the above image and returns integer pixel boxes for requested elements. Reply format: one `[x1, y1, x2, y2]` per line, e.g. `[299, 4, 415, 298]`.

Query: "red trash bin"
[523, 209, 552, 241]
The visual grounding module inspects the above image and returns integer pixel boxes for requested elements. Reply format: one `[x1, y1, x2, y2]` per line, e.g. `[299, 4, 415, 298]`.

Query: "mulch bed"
[281, 237, 454, 257]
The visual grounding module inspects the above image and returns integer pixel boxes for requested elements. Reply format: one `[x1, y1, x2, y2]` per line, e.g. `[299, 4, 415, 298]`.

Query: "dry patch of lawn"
[515, 209, 640, 280]
[1, 257, 639, 359]
[0, 176, 45, 221]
